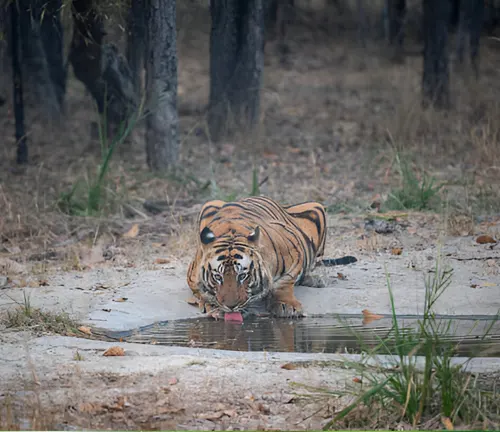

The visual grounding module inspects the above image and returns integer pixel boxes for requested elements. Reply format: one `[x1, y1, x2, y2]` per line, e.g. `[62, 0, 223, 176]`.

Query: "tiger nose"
[220, 296, 239, 309]
[217, 291, 240, 309]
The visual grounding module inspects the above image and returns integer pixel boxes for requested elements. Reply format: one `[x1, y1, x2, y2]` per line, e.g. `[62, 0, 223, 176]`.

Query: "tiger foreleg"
[269, 277, 305, 318]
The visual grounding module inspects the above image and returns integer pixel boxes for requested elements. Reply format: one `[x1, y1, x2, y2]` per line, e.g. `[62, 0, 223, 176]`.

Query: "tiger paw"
[271, 301, 306, 319]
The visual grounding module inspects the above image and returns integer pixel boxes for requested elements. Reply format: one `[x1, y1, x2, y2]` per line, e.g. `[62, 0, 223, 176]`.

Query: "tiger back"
[186, 195, 329, 318]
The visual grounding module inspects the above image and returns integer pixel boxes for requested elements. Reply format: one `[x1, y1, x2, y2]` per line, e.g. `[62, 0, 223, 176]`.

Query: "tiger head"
[198, 224, 272, 314]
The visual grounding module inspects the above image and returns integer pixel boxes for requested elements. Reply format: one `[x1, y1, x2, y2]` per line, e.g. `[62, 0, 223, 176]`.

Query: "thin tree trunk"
[69, 0, 137, 128]
[357, 0, 366, 48]
[127, 0, 146, 95]
[40, 0, 66, 109]
[387, 0, 406, 62]
[276, 0, 293, 60]
[0, 6, 8, 107]
[11, 1, 28, 164]
[422, 0, 451, 109]
[208, 0, 265, 142]
[18, 0, 65, 119]
[145, 0, 179, 171]
[456, 0, 484, 78]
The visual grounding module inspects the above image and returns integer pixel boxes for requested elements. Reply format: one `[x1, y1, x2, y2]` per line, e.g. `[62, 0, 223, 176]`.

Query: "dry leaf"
[441, 416, 454, 430]
[255, 403, 271, 414]
[157, 406, 185, 415]
[482, 282, 496, 287]
[391, 247, 403, 255]
[362, 309, 384, 325]
[476, 235, 496, 244]
[104, 396, 128, 411]
[198, 411, 226, 420]
[123, 224, 139, 238]
[0, 258, 26, 274]
[154, 258, 171, 264]
[470, 284, 478, 289]
[263, 151, 279, 160]
[337, 272, 347, 280]
[113, 297, 128, 302]
[78, 402, 106, 414]
[352, 377, 362, 383]
[152, 242, 165, 248]
[78, 326, 92, 336]
[168, 377, 178, 385]
[280, 363, 297, 370]
[103, 346, 125, 357]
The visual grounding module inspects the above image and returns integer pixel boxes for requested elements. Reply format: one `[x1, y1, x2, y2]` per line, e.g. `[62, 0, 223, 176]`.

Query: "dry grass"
[0, 291, 79, 336]
[0, 4, 499, 288]
[0, 2, 499, 279]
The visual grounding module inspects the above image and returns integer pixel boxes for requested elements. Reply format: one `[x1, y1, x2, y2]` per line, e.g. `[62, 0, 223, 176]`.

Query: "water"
[96, 314, 500, 357]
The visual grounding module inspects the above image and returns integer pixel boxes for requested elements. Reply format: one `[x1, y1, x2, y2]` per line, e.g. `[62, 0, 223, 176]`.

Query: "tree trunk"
[69, 0, 137, 128]
[145, 0, 179, 171]
[276, 0, 293, 60]
[456, 0, 484, 78]
[18, 0, 66, 120]
[387, 0, 406, 62]
[11, 1, 28, 164]
[422, 0, 451, 109]
[0, 6, 8, 107]
[357, 0, 366, 48]
[208, 0, 265, 142]
[127, 0, 146, 95]
[40, 0, 66, 108]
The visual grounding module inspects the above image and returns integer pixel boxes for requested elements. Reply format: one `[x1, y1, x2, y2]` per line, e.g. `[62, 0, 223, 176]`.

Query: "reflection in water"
[102, 316, 500, 357]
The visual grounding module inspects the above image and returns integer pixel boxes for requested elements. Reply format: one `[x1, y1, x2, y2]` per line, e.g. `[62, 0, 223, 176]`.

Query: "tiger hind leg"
[284, 201, 327, 259]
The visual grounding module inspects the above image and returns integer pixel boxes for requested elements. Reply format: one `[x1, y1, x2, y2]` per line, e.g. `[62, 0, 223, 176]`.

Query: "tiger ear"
[200, 226, 216, 245]
[247, 226, 260, 243]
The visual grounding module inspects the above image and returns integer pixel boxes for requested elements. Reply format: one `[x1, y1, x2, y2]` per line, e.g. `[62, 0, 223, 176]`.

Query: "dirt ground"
[1, 1, 500, 430]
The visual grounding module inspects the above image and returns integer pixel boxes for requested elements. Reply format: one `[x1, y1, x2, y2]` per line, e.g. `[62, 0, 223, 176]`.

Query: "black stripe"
[320, 256, 358, 266]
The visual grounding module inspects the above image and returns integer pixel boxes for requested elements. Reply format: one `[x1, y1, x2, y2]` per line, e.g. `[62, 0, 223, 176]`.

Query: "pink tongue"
[224, 312, 243, 323]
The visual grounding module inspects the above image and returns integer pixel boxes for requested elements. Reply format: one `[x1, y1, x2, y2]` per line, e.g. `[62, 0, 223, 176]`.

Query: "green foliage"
[318, 256, 499, 430]
[206, 166, 261, 202]
[384, 154, 444, 211]
[57, 104, 140, 216]
[4, 291, 78, 335]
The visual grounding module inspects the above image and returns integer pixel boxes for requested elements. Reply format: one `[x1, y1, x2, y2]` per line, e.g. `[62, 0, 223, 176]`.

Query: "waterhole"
[95, 315, 500, 357]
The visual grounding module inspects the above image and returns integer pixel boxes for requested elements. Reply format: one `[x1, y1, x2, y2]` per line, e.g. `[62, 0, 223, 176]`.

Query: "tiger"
[186, 196, 357, 319]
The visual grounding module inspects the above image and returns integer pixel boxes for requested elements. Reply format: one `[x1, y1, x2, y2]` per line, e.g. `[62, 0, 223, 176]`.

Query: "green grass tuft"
[317, 254, 499, 430]
[384, 153, 445, 211]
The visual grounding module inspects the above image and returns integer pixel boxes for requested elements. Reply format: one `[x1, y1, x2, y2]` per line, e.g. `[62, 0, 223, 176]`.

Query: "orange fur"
[186, 196, 327, 318]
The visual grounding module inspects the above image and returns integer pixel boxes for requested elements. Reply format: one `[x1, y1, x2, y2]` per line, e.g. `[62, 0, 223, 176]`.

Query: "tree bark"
[357, 0, 366, 48]
[18, 0, 66, 119]
[208, 0, 265, 142]
[11, 1, 28, 164]
[456, 0, 484, 78]
[387, 0, 406, 62]
[422, 0, 451, 109]
[127, 0, 146, 95]
[0, 6, 7, 107]
[145, 0, 179, 171]
[69, 0, 137, 127]
[276, 0, 293, 60]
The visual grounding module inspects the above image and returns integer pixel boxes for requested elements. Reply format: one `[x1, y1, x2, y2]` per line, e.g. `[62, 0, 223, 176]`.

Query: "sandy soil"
[1, 2, 500, 429]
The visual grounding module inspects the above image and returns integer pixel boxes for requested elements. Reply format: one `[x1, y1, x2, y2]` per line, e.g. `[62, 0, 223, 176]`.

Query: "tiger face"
[198, 225, 272, 313]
